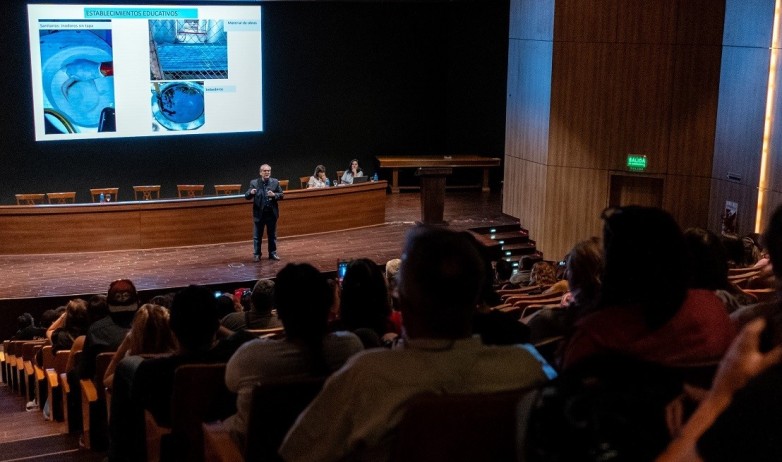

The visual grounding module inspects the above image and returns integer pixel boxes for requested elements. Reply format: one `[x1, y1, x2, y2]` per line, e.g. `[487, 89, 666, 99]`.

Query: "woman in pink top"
[562, 206, 735, 370]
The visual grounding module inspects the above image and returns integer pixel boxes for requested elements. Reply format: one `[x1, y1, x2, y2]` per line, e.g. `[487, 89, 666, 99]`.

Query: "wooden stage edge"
[0, 190, 515, 340]
[0, 181, 387, 255]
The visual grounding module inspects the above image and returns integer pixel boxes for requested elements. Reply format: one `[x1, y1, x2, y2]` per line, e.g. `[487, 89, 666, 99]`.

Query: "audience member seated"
[223, 263, 363, 449]
[337, 258, 399, 348]
[509, 254, 541, 287]
[279, 226, 552, 462]
[340, 158, 364, 185]
[47, 299, 90, 353]
[494, 259, 514, 288]
[103, 303, 177, 391]
[307, 165, 330, 188]
[684, 227, 755, 313]
[108, 285, 253, 462]
[384, 258, 403, 330]
[473, 251, 531, 346]
[562, 207, 736, 370]
[529, 261, 558, 290]
[216, 293, 241, 320]
[658, 204, 782, 462]
[12, 312, 46, 340]
[526, 237, 603, 349]
[523, 354, 685, 462]
[221, 279, 282, 332]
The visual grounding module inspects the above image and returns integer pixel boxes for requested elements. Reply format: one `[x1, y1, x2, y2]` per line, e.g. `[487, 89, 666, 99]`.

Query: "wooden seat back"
[213, 184, 242, 196]
[279, 179, 289, 191]
[391, 388, 534, 462]
[299, 175, 310, 189]
[133, 185, 161, 201]
[80, 351, 115, 450]
[336, 170, 345, 183]
[245, 326, 286, 339]
[15, 193, 46, 205]
[90, 187, 119, 202]
[244, 376, 326, 462]
[147, 363, 235, 462]
[47, 192, 77, 204]
[177, 184, 205, 198]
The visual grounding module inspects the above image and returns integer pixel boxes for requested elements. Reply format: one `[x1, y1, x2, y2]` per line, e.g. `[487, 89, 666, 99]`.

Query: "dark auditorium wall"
[0, 1, 509, 205]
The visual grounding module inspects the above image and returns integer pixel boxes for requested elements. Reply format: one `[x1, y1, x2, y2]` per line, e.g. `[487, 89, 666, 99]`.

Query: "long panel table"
[0, 181, 387, 255]
[375, 155, 501, 193]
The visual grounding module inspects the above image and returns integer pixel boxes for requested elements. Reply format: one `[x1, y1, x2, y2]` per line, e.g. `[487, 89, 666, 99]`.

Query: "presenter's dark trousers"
[253, 209, 277, 256]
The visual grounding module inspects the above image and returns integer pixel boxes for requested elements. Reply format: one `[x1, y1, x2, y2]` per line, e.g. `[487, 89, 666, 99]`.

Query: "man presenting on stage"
[246, 164, 283, 262]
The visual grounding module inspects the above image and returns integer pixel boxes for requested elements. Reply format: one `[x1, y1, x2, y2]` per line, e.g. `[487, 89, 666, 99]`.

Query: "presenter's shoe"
[269, 252, 281, 261]
[253, 255, 261, 262]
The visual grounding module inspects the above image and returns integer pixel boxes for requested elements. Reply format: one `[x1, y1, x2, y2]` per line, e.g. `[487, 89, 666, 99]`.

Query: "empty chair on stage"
[15, 193, 46, 205]
[177, 184, 205, 198]
[133, 185, 161, 201]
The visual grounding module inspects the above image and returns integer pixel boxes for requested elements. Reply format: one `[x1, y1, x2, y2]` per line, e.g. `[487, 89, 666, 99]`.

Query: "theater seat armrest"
[202, 421, 243, 462]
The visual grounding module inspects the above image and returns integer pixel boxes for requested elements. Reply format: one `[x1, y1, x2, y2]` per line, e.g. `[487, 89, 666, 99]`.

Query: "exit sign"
[626, 154, 647, 171]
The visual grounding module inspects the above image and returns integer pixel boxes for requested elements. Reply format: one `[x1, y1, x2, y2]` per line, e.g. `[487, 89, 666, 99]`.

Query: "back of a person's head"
[216, 294, 237, 319]
[523, 354, 684, 462]
[251, 279, 275, 314]
[274, 263, 332, 340]
[530, 261, 557, 286]
[149, 293, 174, 308]
[40, 309, 60, 329]
[129, 304, 177, 355]
[684, 227, 729, 291]
[169, 285, 220, 352]
[720, 234, 744, 268]
[495, 259, 514, 281]
[106, 279, 140, 327]
[340, 258, 390, 334]
[87, 294, 110, 324]
[520, 254, 540, 271]
[17, 313, 34, 330]
[397, 226, 485, 339]
[599, 206, 688, 329]
[385, 258, 401, 289]
[566, 237, 603, 310]
[65, 298, 90, 331]
[764, 204, 782, 278]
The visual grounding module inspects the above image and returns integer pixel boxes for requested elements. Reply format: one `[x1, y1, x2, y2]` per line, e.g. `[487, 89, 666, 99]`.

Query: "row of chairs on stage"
[2, 332, 546, 462]
[13, 170, 370, 205]
[13, 182, 291, 205]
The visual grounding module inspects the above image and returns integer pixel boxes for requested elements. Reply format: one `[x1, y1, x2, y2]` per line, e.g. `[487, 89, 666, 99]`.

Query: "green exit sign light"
[627, 154, 647, 171]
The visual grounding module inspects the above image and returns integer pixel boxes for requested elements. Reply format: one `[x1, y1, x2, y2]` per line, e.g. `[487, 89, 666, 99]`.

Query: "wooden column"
[416, 167, 451, 225]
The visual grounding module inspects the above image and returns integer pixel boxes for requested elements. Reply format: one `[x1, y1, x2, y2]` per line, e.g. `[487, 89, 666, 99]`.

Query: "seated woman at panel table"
[340, 158, 364, 185]
[307, 165, 330, 188]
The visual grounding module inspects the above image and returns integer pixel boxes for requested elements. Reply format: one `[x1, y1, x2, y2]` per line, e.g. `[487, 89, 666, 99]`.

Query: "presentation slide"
[27, 4, 263, 141]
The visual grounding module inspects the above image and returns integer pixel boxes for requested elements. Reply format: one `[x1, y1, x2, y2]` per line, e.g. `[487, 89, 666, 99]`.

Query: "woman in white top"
[340, 159, 364, 184]
[307, 165, 330, 188]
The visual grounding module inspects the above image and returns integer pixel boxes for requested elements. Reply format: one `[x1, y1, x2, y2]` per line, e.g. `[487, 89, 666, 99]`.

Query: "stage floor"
[0, 191, 514, 300]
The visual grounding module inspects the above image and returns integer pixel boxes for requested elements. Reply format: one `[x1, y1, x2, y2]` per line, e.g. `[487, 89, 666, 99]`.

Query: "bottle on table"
[99, 193, 105, 203]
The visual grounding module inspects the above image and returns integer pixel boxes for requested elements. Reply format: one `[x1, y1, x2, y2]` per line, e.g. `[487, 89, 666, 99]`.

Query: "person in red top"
[562, 206, 735, 370]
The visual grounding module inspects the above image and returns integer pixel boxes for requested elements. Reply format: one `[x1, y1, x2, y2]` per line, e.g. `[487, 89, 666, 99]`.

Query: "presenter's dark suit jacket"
[245, 178, 284, 220]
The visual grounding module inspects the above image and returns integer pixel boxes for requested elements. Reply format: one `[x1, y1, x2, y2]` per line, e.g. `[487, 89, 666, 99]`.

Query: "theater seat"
[47, 192, 77, 204]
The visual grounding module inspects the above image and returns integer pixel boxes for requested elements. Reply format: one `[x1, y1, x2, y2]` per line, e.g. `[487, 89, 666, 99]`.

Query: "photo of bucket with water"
[151, 81, 205, 131]
[39, 29, 116, 134]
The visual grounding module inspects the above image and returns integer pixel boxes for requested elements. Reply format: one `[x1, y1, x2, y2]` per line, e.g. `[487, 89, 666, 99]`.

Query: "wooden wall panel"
[509, 0, 554, 41]
[540, 166, 607, 260]
[549, 42, 614, 168]
[608, 43, 675, 173]
[505, 39, 553, 164]
[614, 0, 676, 44]
[553, 0, 619, 43]
[723, 0, 775, 48]
[502, 157, 548, 236]
[675, 0, 726, 45]
[668, 45, 722, 177]
[712, 46, 769, 189]
[767, 56, 782, 194]
[663, 174, 712, 231]
[707, 178, 758, 235]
